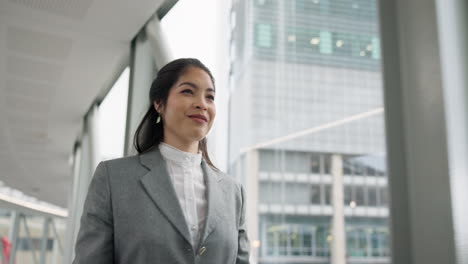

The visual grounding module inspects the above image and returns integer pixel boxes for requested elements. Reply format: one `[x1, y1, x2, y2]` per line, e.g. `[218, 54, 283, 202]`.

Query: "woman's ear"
[153, 101, 162, 113]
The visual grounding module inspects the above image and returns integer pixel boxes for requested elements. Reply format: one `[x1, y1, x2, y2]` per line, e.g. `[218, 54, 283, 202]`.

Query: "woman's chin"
[186, 133, 206, 143]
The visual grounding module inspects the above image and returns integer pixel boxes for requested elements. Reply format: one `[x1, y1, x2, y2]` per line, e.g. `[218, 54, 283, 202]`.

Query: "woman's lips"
[189, 116, 207, 124]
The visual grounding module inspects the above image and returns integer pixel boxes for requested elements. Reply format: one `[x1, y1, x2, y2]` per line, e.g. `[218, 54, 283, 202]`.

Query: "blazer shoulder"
[98, 155, 145, 181]
[102, 155, 140, 168]
[216, 169, 244, 192]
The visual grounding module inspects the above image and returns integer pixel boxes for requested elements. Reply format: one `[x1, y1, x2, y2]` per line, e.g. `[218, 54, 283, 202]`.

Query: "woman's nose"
[194, 96, 208, 110]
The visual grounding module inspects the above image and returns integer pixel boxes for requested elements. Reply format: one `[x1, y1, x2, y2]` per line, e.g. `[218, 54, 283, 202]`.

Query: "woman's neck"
[162, 138, 199, 154]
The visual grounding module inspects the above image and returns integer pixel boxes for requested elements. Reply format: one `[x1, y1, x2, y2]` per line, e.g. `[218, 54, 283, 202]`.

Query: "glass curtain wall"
[98, 67, 129, 161]
[228, 0, 389, 263]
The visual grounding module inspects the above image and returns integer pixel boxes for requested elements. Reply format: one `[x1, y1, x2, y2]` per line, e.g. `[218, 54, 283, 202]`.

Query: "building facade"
[228, 0, 390, 263]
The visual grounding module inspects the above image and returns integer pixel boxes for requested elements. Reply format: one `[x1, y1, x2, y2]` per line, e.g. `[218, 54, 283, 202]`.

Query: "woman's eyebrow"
[178, 82, 215, 93]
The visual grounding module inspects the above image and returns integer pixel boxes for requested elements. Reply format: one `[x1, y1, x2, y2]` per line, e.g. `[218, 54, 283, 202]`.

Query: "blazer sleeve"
[73, 161, 114, 264]
[237, 184, 250, 264]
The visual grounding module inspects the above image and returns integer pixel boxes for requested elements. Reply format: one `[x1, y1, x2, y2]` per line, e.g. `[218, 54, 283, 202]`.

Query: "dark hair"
[133, 58, 218, 170]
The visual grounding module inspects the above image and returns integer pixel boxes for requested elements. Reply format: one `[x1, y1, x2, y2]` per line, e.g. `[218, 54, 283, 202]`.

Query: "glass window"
[324, 184, 332, 205]
[278, 228, 289, 255]
[333, 32, 353, 56]
[294, 0, 320, 13]
[255, 0, 274, 7]
[347, 227, 368, 256]
[380, 186, 388, 206]
[344, 185, 353, 205]
[320, 0, 331, 14]
[259, 182, 283, 203]
[286, 183, 310, 204]
[319, 31, 333, 54]
[371, 228, 380, 257]
[311, 184, 321, 204]
[354, 34, 374, 58]
[372, 37, 381, 59]
[323, 156, 331, 174]
[265, 224, 321, 257]
[266, 230, 276, 255]
[315, 226, 330, 257]
[98, 67, 129, 161]
[256, 23, 273, 48]
[290, 226, 301, 255]
[355, 185, 365, 206]
[229, 0, 389, 261]
[310, 154, 321, 173]
[368, 186, 378, 206]
[302, 228, 313, 256]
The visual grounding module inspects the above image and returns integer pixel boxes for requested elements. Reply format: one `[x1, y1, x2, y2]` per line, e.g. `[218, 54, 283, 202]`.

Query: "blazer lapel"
[199, 160, 223, 245]
[138, 148, 192, 245]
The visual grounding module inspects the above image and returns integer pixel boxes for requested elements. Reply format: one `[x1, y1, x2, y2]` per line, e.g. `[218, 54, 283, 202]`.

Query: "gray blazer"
[73, 148, 250, 264]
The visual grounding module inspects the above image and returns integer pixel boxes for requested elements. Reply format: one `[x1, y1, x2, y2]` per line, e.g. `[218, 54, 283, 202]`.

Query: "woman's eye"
[207, 95, 215, 101]
[181, 89, 193, 94]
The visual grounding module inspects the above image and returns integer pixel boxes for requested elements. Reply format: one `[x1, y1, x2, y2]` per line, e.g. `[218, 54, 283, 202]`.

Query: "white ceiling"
[0, 0, 166, 207]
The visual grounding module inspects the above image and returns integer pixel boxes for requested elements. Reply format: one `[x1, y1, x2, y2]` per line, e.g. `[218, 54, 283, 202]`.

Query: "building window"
[315, 226, 331, 256]
[355, 185, 365, 206]
[293, 0, 331, 15]
[367, 186, 378, 206]
[310, 154, 321, 173]
[324, 184, 332, 205]
[319, 31, 333, 54]
[371, 37, 381, 59]
[380, 186, 388, 206]
[347, 227, 368, 256]
[265, 224, 321, 257]
[346, 225, 390, 257]
[333, 32, 353, 56]
[311, 184, 321, 204]
[263, 223, 388, 258]
[354, 34, 374, 58]
[344, 185, 353, 205]
[255, 23, 273, 48]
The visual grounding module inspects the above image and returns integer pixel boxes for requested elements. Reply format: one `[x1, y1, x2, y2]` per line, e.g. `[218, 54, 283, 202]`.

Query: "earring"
[156, 113, 161, 124]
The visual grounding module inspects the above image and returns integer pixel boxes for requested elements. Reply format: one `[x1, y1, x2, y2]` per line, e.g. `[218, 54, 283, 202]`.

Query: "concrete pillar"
[63, 146, 81, 264]
[331, 154, 346, 264]
[71, 133, 92, 260]
[63, 104, 100, 263]
[87, 105, 101, 173]
[435, 1, 468, 263]
[125, 15, 173, 156]
[124, 28, 156, 156]
[379, 0, 461, 263]
[145, 16, 172, 71]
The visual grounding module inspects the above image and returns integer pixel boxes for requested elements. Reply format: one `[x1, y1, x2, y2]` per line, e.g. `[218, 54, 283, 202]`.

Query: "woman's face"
[155, 67, 216, 146]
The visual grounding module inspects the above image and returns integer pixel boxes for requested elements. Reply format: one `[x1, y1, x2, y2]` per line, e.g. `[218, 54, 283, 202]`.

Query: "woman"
[73, 58, 250, 264]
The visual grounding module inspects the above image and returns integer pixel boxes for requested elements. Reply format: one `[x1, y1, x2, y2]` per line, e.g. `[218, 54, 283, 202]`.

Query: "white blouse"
[158, 142, 207, 250]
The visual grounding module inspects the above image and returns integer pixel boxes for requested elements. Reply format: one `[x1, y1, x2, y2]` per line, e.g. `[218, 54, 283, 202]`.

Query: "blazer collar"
[199, 160, 223, 245]
[138, 147, 223, 248]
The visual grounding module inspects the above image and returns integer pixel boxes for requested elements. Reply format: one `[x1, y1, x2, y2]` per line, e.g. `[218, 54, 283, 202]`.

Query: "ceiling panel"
[5, 79, 55, 98]
[9, 0, 94, 20]
[6, 56, 64, 83]
[7, 26, 73, 60]
[0, 0, 166, 208]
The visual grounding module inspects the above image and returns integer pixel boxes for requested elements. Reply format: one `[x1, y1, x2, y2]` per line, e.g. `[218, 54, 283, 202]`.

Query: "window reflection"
[230, 0, 388, 263]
